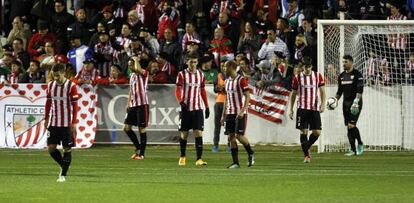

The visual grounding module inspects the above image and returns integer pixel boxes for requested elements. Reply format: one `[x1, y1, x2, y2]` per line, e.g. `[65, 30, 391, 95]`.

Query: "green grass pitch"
[1, 145, 414, 203]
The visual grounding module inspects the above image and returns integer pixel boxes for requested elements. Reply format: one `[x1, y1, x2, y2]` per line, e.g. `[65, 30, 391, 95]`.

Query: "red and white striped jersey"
[176, 69, 206, 111]
[7, 72, 20, 84]
[292, 71, 325, 111]
[129, 70, 149, 107]
[45, 79, 79, 127]
[75, 67, 100, 84]
[225, 75, 249, 115]
[387, 14, 408, 50]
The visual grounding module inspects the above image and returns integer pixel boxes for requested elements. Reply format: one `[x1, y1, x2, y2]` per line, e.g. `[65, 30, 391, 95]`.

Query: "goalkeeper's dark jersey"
[336, 69, 364, 106]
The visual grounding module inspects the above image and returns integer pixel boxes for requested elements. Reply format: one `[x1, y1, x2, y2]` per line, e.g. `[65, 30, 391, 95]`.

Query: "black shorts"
[47, 127, 74, 147]
[124, 105, 149, 128]
[296, 109, 322, 130]
[179, 110, 204, 131]
[225, 114, 247, 135]
[343, 103, 362, 126]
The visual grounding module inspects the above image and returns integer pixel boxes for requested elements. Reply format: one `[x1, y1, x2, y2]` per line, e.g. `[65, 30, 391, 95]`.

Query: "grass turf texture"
[1, 145, 414, 203]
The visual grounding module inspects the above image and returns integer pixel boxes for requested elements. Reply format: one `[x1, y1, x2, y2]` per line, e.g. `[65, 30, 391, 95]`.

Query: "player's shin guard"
[61, 151, 72, 176]
[126, 130, 140, 152]
[347, 129, 357, 153]
[353, 127, 363, 145]
[231, 147, 239, 164]
[243, 143, 254, 155]
[195, 137, 203, 160]
[179, 138, 187, 157]
[49, 149, 63, 166]
[306, 134, 319, 151]
[140, 133, 147, 156]
[300, 134, 309, 156]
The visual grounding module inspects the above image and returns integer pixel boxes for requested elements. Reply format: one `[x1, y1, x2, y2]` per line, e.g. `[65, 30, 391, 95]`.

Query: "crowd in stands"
[0, 0, 413, 87]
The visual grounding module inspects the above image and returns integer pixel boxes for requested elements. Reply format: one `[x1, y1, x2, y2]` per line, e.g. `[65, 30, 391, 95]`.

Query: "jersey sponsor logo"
[341, 81, 353, 85]
[303, 84, 318, 88]
[187, 83, 201, 87]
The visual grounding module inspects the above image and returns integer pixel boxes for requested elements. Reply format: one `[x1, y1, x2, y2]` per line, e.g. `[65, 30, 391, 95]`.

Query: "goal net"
[317, 20, 414, 153]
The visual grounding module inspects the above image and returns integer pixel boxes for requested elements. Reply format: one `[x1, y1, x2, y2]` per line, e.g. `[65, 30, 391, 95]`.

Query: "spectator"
[93, 5, 119, 32]
[147, 60, 170, 84]
[212, 56, 227, 152]
[210, 0, 240, 21]
[140, 26, 160, 58]
[158, 1, 180, 40]
[50, 0, 76, 54]
[19, 60, 46, 83]
[73, 58, 100, 85]
[27, 20, 57, 58]
[212, 12, 239, 51]
[181, 22, 202, 52]
[258, 27, 290, 61]
[181, 40, 202, 70]
[280, 0, 304, 31]
[115, 23, 133, 55]
[7, 60, 23, 84]
[160, 28, 182, 67]
[252, 59, 283, 89]
[209, 27, 234, 67]
[67, 34, 94, 73]
[387, 1, 408, 84]
[293, 34, 311, 66]
[199, 53, 218, 84]
[132, 0, 158, 35]
[89, 22, 107, 48]
[2, 44, 14, 56]
[0, 53, 14, 80]
[276, 17, 296, 62]
[6, 16, 31, 50]
[238, 56, 253, 80]
[127, 10, 142, 34]
[12, 38, 30, 70]
[96, 64, 128, 85]
[39, 41, 57, 72]
[94, 31, 116, 77]
[253, 0, 279, 24]
[326, 63, 338, 85]
[254, 9, 273, 43]
[237, 21, 261, 69]
[155, 51, 177, 83]
[405, 53, 414, 84]
[271, 51, 288, 78]
[67, 8, 95, 45]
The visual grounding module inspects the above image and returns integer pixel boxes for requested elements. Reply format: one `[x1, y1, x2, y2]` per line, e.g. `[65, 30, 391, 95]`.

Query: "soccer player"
[123, 56, 149, 160]
[221, 60, 255, 168]
[289, 57, 326, 163]
[175, 54, 210, 166]
[333, 55, 364, 156]
[44, 63, 79, 182]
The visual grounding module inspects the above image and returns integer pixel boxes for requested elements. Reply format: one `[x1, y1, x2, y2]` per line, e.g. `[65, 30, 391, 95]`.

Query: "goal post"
[317, 20, 414, 153]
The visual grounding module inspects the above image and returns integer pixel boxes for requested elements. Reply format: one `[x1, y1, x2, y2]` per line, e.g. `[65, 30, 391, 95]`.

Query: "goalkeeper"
[331, 55, 364, 156]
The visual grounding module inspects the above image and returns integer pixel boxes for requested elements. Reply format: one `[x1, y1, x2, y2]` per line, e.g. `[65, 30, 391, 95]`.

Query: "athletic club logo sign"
[0, 84, 97, 148]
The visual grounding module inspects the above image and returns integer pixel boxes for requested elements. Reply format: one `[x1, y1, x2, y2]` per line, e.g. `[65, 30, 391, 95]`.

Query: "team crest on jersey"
[4, 104, 47, 148]
[351, 75, 354, 79]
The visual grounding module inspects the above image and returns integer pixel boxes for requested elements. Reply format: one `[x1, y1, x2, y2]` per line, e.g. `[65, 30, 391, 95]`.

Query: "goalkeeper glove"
[205, 108, 210, 119]
[350, 98, 360, 115]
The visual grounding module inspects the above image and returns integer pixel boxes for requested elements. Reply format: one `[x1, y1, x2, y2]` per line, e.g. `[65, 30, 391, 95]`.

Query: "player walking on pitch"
[289, 58, 326, 163]
[331, 55, 364, 156]
[176, 55, 210, 166]
[123, 56, 149, 160]
[221, 60, 255, 168]
[45, 63, 79, 182]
